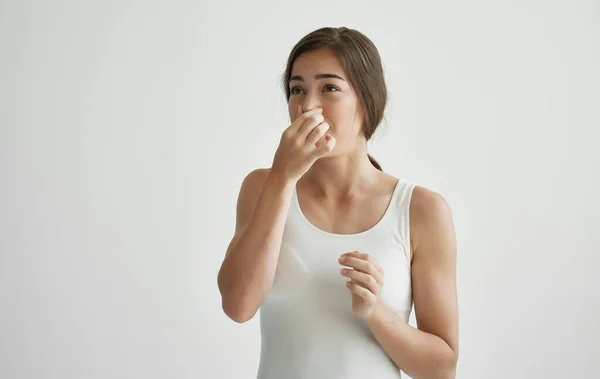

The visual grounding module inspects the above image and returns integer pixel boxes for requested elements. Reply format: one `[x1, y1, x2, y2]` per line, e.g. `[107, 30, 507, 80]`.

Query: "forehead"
[291, 49, 345, 75]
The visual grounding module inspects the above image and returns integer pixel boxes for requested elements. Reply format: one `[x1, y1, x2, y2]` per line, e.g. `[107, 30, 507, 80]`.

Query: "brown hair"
[280, 26, 387, 171]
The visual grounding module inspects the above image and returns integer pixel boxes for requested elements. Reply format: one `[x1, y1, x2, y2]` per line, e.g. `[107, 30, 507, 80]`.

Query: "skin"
[218, 48, 459, 379]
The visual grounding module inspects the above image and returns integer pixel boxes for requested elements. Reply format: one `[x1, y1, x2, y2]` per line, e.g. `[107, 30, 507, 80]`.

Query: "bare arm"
[217, 168, 295, 323]
[217, 106, 335, 323]
[364, 187, 459, 379]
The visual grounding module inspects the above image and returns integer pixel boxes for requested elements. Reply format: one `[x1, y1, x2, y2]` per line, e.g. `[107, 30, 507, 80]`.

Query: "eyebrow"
[289, 73, 346, 83]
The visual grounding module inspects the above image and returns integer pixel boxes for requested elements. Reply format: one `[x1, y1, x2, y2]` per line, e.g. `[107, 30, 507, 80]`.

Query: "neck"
[300, 146, 381, 200]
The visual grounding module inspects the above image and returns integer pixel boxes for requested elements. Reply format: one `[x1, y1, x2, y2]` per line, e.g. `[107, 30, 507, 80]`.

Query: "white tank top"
[257, 177, 416, 379]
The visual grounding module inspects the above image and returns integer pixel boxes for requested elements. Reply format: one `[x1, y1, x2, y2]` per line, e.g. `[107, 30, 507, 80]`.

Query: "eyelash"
[289, 85, 339, 95]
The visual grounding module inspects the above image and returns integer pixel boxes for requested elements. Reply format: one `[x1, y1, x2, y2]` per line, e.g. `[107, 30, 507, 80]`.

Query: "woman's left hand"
[339, 251, 385, 319]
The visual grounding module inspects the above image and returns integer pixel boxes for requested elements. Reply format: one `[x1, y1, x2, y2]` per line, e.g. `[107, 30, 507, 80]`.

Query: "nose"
[297, 104, 322, 120]
[301, 93, 322, 114]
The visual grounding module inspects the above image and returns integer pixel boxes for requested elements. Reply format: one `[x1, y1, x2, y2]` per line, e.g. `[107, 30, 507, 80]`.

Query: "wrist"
[266, 169, 296, 192]
[363, 299, 385, 324]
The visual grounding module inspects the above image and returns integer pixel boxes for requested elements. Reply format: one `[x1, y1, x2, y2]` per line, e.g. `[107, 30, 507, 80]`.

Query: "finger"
[339, 255, 374, 273]
[311, 134, 335, 158]
[340, 268, 379, 294]
[339, 256, 383, 285]
[292, 108, 323, 132]
[366, 255, 384, 275]
[346, 280, 372, 299]
[342, 252, 385, 275]
[297, 112, 325, 138]
[305, 121, 329, 146]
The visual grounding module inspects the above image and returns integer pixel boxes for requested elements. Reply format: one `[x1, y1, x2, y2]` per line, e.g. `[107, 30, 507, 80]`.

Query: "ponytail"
[368, 153, 382, 171]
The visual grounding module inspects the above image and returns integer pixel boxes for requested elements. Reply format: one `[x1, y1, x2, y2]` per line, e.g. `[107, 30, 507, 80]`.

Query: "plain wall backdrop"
[1, 1, 599, 378]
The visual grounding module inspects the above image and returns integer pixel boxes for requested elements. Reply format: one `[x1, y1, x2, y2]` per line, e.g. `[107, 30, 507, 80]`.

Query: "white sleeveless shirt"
[257, 178, 416, 379]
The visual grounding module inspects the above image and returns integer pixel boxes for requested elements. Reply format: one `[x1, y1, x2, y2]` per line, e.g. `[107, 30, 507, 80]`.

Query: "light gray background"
[1, 1, 598, 378]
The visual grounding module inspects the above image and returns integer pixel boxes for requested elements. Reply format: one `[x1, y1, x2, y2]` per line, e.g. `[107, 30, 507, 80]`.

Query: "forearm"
[364, 301, 458, 379]
[218, 172, 295, 321]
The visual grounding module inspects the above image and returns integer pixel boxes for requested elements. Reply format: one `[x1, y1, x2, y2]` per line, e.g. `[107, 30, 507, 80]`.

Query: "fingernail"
[338, 257, 345, 263]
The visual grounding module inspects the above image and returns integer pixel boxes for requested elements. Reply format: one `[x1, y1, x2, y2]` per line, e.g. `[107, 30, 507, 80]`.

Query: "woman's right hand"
[271, 106, 336, 183]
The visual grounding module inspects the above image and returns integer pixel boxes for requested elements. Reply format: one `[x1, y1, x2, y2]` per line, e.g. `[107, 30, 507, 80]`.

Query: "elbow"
[439, 367, 456, 379]
[217, 269, 262, 323]
[217, 273, 247, 323]
[223, 302, 257, 323]
[422, 365, 456, 379]
[220, 294, 258, 324]
[439, 350, 459, 379]
[418, 349, 457, 379]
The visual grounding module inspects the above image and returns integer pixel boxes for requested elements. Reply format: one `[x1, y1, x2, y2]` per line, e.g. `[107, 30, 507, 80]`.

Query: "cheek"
[331, 97, 357, 118]
[288, 100, 303, 121]
[324, 107, 354, 130]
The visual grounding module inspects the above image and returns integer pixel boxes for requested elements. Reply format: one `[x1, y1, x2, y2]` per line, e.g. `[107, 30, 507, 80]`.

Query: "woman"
[217, 26, 459, 379]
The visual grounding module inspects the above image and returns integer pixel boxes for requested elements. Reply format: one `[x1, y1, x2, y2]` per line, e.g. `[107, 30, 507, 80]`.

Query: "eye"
[289, 85, 339, 95]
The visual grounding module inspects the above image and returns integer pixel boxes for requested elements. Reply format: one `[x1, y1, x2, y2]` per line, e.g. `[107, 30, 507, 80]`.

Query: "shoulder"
[409, 185, 455, 261]
[240, 167, 271, 190]
[410, 185, 452, 222]
[237, 168, 272, 206]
